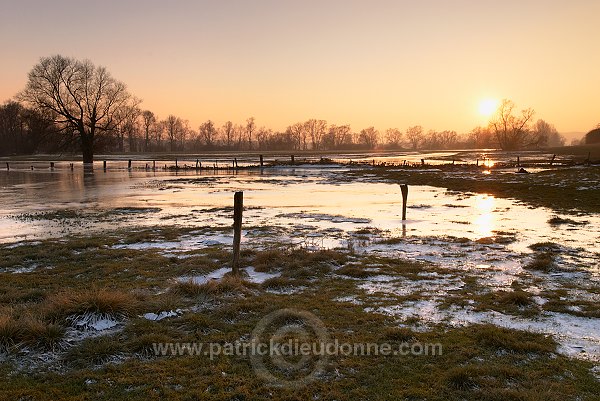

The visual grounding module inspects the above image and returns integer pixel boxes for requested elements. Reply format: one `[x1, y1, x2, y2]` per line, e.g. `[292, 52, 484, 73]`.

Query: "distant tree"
[324, 124, 352, 150]
[585, 127, 600, 144]
[287, 122, 306, 150]
[198, 120, 217, 148]
[255, 127, 272, 150]
[17, 55, 135, 163]
[221, 121, 234, 148]
[532, 119, 564, 147]
[119, 104, 141, 152]
[358, 127, 379, 149]
[385, 128, 403, 148]
[304, 119, 327, 150]
[165, 115, 184, 152]
[245, 117, 255, 150]
[406, 125, 423, 150]
[468, 126, 494, 148]
[141, 110, 157, 152]
[0, 101, 57, 155]
[488, 99, 540, 150]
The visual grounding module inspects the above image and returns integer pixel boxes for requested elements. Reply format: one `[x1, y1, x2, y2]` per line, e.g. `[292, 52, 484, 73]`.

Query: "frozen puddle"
[68, 313, 120, 331]
[143, 309, 182, 321]
[181, 266, 280, 285]
[112, 232, 233, 252]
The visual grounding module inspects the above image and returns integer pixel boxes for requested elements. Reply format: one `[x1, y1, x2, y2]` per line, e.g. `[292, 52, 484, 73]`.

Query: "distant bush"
[585, 128, 600, 144]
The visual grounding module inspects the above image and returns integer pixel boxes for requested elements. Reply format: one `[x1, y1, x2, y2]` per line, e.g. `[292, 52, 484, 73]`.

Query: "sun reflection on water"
[473, 195, 496, 237]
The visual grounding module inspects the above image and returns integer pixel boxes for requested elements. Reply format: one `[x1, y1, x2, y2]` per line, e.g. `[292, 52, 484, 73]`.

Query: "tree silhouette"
[17, 55, 135, 163]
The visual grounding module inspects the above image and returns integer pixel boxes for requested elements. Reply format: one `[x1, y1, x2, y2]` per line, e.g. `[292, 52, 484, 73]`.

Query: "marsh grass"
[43, 288, 140, 322]
[1, 230, 599, 400]
[0, 312, 65, 351]
[524, 252, 556, 272]
[336, 264, 375, 278]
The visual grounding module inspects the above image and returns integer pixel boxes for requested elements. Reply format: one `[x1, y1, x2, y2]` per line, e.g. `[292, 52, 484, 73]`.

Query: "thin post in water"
[259, 155, 263, 167]
[291, 155, 295, 165]
[103, 160, 107, 171]
[6, 162, 9, 171]
[400, 184, 409, 221]
[232, 191, 243, 275]
[128, 159, 132, 170]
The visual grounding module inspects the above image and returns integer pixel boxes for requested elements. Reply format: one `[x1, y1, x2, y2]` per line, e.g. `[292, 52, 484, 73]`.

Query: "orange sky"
[1, 0, 598, 137]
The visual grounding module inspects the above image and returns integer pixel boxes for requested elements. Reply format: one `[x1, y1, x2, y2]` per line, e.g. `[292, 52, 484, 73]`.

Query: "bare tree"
[221, 121, 234, 148]
[488, 99, 537, 150]
[468, 126, 494, 148]
[385, 128, 403, 148]
[17, 55, 134, 163]
[119, 104, 141, 152]
[304, 119, 327, 150]
[406, 125, 423, 150]
[256, 127, 272, 150]
[165, 115, 183, 152]
[245, 117, 255, 150]
[287, 122, 305, 150]
[141, 110, 157, 152]
[358, 126, 379, 149]
[198, 120, 217, 148]
[533, 119, 564, 147]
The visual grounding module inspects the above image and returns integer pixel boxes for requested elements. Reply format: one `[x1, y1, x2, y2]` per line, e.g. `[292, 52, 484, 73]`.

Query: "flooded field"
[1, 157, 599, 398]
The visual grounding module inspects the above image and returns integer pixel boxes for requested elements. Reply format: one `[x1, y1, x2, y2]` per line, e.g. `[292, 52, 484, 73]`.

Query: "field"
[0, 149, 599, 400]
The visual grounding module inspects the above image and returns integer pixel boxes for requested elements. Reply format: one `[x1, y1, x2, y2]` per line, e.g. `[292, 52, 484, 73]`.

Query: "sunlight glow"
[478, 99, 499, 117]
[474, 195, 496, 237]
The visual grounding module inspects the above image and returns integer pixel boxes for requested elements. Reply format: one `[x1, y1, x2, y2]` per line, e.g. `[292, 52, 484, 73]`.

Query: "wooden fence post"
[259, 155, 264, 167]
[400, 184, 408, 221]
[128, 159, 132, 170]
[232, 191, 243, 275]
[103, 160, 107, 171]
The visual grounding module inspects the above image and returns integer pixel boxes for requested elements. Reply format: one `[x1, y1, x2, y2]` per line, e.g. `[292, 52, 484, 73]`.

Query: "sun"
[478, 98, 499, 117]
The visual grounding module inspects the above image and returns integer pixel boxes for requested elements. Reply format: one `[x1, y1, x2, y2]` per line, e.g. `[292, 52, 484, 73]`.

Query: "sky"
[1, 0, 598, 137]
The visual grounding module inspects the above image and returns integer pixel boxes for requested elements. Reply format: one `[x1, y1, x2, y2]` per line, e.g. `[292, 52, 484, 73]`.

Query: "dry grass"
[43, 288, 140, 321]
[336, 264, 374, 278]
[498, 290, 532, 307]
[0, 312, 65, 351]
[523, 252, 555, 272]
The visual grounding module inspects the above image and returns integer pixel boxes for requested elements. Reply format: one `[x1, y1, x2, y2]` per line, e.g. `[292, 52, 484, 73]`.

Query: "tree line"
[0, 55, 569, 160]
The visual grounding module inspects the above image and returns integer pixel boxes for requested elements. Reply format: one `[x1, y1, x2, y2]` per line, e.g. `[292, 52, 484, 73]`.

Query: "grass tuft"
[445, 366, 479, 390]
[43, 288, 139, 321]
[498, 290, 532, 307]
[523, 252, 555, 272]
